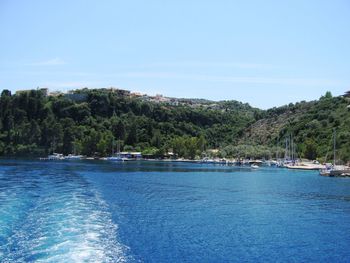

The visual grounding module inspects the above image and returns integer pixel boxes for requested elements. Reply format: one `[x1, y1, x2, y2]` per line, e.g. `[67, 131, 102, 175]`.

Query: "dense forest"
[0, 88, 349, 162]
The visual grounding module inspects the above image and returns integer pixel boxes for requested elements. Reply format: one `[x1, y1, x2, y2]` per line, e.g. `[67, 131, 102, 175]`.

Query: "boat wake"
[0, 164, 131, 263]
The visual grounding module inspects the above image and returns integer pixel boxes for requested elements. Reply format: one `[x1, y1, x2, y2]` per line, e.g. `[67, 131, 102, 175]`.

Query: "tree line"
[0, 88, 257, 158]
[0, 88, 349, 162]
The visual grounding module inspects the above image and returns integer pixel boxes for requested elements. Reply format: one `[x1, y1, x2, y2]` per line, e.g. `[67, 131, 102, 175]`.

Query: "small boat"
[286, 161, 324, 170]
[251, 164, 259, 169]
[65, 144, 83, 160]
[47, 153, 64, 160]
[266, 160, 278, 167]
[320, 165, 350, 177]
[319, 129, 350, 177]
[200, 157, 216, 164]
[106, 139, 127, 162]
[65, 154, 83, 160]
[106, 156, 125, 162]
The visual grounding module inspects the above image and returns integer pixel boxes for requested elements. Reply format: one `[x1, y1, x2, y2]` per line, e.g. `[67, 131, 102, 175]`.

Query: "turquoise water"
[1, 160, 350, 262]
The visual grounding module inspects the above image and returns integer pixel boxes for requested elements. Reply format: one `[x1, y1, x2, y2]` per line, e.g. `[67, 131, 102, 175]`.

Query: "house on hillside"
[345, 91, 350, 109]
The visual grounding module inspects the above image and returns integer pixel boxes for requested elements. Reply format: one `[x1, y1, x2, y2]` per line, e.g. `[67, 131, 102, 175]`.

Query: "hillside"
[240, 92, 350, 162]
[0, 88, 349, 162]
[0, 88, 260, 158]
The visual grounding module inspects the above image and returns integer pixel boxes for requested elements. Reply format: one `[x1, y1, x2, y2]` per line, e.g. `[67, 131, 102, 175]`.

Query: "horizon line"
[7, 86, 348, 111]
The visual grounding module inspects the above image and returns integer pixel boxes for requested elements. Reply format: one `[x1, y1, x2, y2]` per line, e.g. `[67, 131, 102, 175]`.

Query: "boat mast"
[112, 138, 115, 156]
[117, 140, 121, 154]
[285, 137, 288, 160]
[333, 128, 336, 166]
[292, 134, 294, 161]
[52, 136, 56, 154]
[291, 134, 293, 161]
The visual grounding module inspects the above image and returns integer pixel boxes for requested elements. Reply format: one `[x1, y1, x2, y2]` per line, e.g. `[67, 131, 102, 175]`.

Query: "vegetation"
[0, 88, 258, 158]
[0, 88, 349, 162]
[239, 91, 350, 163]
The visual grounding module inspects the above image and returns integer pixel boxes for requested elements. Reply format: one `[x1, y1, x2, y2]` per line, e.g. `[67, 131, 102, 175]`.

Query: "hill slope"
[240, 93, 350, 162]
[0, 88, 349, 162]
[0, 88, 260, 158]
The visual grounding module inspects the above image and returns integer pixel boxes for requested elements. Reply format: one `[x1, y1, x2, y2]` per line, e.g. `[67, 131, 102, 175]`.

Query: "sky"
[0, 0, 349, 109]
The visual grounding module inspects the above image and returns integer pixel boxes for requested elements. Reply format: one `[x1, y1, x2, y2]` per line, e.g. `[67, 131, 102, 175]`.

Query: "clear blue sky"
[0, 0, 349, 109]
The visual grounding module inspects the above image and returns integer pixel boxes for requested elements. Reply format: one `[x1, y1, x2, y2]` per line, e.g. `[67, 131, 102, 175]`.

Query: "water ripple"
[0, 163, 130, 263]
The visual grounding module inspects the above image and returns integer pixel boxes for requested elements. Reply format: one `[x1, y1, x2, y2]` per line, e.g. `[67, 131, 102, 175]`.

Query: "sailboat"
[47, 153, 64, 160]
[320, 129, 350, 177]
[46, 138, 64, 160]
[281, 133, 297, 167]
[251, 164, 259, 169]
[106, 139, 125, 162]
[65, 143, 83, 160]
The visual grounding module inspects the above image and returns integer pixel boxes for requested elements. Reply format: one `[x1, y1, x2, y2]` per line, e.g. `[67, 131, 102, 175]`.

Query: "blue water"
[1, 160, 350, 262]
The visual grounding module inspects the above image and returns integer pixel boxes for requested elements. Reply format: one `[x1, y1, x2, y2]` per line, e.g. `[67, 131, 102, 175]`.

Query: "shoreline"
[3, 155, 344, 174]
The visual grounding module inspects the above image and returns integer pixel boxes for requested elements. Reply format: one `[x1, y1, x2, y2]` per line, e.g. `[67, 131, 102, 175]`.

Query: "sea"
[1, 159, 350, 262]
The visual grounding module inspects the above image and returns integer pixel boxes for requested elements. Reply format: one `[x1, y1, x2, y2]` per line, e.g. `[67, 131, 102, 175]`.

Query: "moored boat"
[286, 161, 324, 170]
[47, 153, 64, 160]
[320, 165, 350, 177]
[319, 129, 350, 177]
[106, 139, 128, 162]
[106, 156, 126, 162]
[65, 154, 83, 160]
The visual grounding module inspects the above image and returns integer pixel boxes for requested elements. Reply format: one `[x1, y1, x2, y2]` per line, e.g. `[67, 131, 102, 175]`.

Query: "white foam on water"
[0, 186, 34, 259]
[2, 180, 132, 263]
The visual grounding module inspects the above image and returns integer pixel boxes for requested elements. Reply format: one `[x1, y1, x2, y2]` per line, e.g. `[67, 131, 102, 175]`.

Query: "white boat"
[65, 154, 83, 160]
[47, 153, 64, 160]
[65, 144, 83, 160]
[251, 164, 259, 169]
[200, 158, 228, 164]
[286, 160, 324, 170]
[266, 160, 278, 167]
[320, 165, 350, 177]
[201, 157, 215, 164]
[319, 129, 350, 177]
[106, 156, 125, 162]
[106, 139, 127, 161]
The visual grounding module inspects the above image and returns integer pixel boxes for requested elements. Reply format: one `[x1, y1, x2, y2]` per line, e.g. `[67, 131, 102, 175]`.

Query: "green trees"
[151, 129, 162, 148]
[0, 89, 207, 156]
[322, 91, 333, 99]
[303, 139, 318, 160]
[170, 136, 207, 159]
[0, 88, 348, 162]
[240, 92, 350, 162]
[219, 144, 274, 159]
[126, 123, 138, 145]
[96, 131, 114, 156]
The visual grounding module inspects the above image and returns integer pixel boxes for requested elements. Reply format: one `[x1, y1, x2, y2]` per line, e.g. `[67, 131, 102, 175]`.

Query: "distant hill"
[0, 88, 349, 162]
[240, 92, 350, 162]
